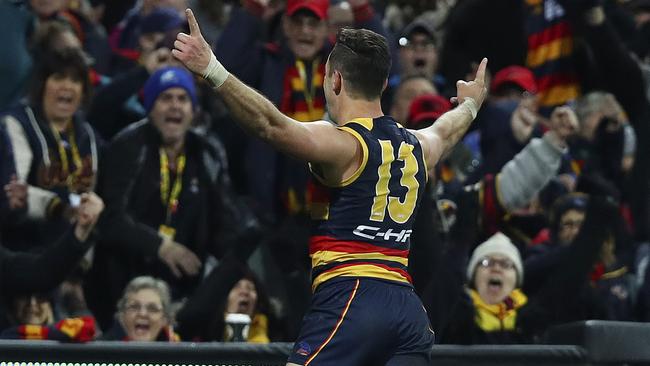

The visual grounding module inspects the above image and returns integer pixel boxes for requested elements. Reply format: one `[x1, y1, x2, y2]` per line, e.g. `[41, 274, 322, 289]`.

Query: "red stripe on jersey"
[309, 236, 409, 257]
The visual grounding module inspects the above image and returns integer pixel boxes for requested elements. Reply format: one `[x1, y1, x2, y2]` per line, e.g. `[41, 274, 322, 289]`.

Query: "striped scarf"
[524, 0, 580, 112]
[280, 59, 326, 122]
[1, 316, 96, 342]
[277, 59, 327, 215]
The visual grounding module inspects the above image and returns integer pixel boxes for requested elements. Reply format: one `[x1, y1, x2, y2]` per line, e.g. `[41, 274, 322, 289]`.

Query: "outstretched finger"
[474, 57, 488, 83]
[185, 8, 201, 37]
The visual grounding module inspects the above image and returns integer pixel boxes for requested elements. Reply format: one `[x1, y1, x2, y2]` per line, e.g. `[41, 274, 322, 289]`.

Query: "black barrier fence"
[0, 321, 648, 365]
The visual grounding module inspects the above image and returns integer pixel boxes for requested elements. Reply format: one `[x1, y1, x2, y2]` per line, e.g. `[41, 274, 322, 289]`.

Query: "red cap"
[286, 0, 330, 20]
[407, 94, 452, 128]
[490, 65, 537, 94]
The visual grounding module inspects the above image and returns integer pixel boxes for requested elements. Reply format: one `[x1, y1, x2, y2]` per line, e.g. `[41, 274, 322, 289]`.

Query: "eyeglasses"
[479, 257, 516, 271]
[123, 302, 164, 315]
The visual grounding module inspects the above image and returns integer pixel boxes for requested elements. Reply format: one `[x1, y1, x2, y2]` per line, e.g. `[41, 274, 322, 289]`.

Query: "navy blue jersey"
[309, 116, 428, 290]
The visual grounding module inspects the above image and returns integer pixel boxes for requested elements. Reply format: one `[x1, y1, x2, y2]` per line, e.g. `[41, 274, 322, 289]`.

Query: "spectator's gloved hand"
[511, 95, 539, 144]
[4, 174, 27, 211]
[158, 238, 202, 278]
[73, 192, 104, 242]
[545, 105, 578, 148]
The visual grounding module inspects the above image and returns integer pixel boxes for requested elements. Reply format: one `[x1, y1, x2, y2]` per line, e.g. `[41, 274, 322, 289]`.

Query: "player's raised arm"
[172, 9, 355, 166]
[411, 58, 488, 169]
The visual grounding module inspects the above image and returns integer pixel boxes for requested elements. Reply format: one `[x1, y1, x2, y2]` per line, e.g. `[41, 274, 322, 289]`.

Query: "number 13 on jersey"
[370, 140, 420, 224]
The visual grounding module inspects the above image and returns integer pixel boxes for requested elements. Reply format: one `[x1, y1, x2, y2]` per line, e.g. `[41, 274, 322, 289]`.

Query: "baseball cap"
[399, 18, 436, 46]
[407, 93, 452, 128]
[490, 65, 538, 94]
[286, 0, 330, 20]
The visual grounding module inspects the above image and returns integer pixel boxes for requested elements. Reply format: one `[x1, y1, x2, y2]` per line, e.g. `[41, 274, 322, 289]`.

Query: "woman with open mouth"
[102, 276, 178, 342]
[1, 47, 100, 251]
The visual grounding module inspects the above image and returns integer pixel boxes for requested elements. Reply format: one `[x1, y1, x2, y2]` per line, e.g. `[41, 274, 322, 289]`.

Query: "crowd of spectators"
[0, 0, 649, 345]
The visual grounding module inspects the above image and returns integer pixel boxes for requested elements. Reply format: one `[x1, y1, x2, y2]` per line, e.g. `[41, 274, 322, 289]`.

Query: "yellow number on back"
[370, 140, 420, 224]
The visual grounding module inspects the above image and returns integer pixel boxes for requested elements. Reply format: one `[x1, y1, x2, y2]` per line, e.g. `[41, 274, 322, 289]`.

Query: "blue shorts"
[288, 277, 435, 366]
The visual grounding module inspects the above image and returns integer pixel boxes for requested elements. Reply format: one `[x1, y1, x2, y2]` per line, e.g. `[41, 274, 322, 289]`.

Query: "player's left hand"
[172, 8, 213, 76]
[452, 57, 488, 107]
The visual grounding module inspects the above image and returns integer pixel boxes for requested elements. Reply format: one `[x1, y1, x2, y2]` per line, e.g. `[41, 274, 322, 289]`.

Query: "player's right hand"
[172, 8, 213, 76]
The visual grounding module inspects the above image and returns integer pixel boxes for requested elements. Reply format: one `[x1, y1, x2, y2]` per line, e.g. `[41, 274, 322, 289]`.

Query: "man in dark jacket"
[88, 66, 258, 329]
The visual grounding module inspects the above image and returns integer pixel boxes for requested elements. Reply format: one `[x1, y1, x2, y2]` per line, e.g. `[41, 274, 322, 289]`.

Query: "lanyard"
[50, 123, 83, 190]
[295, 59, 320, 117]
[159, 148, 186, 225]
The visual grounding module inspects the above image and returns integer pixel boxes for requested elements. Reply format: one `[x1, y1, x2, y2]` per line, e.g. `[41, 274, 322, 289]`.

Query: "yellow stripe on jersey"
[312, 264, 411, 292]
[345, 117, 374, 131]
[332, 126, 369, 187]
[311, 250, 409, 269]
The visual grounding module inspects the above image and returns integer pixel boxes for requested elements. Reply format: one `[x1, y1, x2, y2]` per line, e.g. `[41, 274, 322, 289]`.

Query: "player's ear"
[381, 78, 388, 93]
[333, 70, 342, 95]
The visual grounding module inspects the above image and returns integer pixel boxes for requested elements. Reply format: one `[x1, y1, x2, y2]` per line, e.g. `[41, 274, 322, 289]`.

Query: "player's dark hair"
[328, 28, 391, 100]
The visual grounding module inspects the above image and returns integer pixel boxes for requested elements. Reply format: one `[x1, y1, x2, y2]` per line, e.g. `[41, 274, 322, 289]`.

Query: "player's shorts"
[288, 277, 435, 366]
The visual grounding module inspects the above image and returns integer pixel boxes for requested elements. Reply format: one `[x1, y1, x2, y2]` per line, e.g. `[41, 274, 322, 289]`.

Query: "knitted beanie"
[466, 232, 524, 286]
[143, 66, 197, 113]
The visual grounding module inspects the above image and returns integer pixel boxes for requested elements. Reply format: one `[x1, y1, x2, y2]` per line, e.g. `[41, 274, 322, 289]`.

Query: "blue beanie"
[143, 66, 197, 113]
[140, 7, 184, 35]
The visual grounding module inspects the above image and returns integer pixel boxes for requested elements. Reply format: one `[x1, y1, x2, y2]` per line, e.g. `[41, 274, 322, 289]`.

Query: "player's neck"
[337, 98, 384, 124]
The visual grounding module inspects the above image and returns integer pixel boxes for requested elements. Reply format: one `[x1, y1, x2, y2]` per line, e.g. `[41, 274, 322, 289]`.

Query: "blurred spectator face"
[473, 255, 518, 305]
[32, 22, 83, 55]
[42, 73, 84, 123]
[119, 288, 168, 341]
[139, 32, 167, 53]
[390, 77, 436, 124]
[283, 11, 328, 61]
[138, 7, 184, 53]
[12, 295, 54, 325]
[226, 279, 258, 316]
[149, 87, 194, 146]
[398, 31, 438, 79]
[327, 2, 353, 43]
[30, 0, 66, 18]
[558, 209, 585, 245]
[142, 0, 188, 15]
[55, 29, 83, 50]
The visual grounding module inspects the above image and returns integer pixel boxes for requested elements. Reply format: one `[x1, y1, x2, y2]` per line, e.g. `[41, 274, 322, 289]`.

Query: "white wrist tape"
[202, 52, 229, 88]
[462, 97, 478, 119]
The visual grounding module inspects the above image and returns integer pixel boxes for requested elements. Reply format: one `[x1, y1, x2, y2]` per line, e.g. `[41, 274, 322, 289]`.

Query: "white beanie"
[466, 232, 524, 286]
